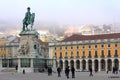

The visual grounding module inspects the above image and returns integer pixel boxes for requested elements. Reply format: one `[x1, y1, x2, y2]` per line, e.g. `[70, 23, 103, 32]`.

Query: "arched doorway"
[107, 59, 112, 71]
[94, 59, 99, 72]
[76, 60, 80, 69]
[88, 60, 92, 70]
[100, 59, 105, 71]
[64, 60, 69, 69]
[114, 59, 119, 71]
[82, 60, 86, 70]
[70, 60, 74, 68]
[59, 60, 63, 69]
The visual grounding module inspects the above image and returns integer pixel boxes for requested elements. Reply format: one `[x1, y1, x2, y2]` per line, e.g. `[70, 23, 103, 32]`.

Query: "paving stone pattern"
[0, 71, 120, 80]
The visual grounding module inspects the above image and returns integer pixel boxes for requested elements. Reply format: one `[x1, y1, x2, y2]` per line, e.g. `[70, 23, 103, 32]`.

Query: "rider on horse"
[23, 7, 35, 31]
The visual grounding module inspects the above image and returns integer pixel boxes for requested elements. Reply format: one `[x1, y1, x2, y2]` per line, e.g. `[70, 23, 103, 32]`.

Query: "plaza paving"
[0, 71, 120, 80]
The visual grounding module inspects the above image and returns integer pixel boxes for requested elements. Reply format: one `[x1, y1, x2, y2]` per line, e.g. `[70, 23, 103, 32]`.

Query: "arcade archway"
[82, 60, 86, 70]
[88, 60, 92, 70]
[76, 60, 80, 69]
[100, 59, 105, 71]
[64, 60, 69, 68]
[94, 59, 99, 72]
[70, 60, 74, 68]
[59, 60, 63, 69]
[107, 59, 112, 71]
[114, 59, 119, 71]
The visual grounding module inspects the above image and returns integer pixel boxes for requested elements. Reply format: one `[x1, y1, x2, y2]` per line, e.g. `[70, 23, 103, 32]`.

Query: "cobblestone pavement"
[0, 71, 120, 80]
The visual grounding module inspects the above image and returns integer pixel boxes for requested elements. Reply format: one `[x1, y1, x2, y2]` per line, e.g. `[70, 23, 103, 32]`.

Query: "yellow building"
[0, 39, 6, 57]
[49, 33, 120, 71]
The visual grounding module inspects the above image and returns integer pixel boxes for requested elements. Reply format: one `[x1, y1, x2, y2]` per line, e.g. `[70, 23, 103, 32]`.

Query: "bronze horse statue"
[23, 7, 35, 31]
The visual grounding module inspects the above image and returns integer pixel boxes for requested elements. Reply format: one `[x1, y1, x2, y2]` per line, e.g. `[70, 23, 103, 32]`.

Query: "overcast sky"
[0, 0, 120, 26]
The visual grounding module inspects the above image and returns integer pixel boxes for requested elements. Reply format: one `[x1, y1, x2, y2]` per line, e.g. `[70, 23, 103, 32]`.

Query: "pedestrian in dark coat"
[65, 67, 67, 76]
[48, 67, 50, 76]
[89, 67, 93, 76]
[57, 67, 61, 77]
[48, 67, 52, 76]
[71, 66, 75, 78]
[15, 65, 18, 70]
[112, 67, 115, 74]
[49, 67, 52, 75]
[65, 66, 70, 79]
[23, 69, 25, 74]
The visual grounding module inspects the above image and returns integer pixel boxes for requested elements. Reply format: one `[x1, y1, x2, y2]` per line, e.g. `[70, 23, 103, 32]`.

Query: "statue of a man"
[23, 7, 35, 31]
[25, 7, 31, 24]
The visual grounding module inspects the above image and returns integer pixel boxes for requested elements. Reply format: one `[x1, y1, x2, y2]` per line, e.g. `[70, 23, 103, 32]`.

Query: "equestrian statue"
[22, 7, 35, 31]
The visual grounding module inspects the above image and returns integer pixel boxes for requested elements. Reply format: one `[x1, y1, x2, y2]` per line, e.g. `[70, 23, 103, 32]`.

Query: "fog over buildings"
[1, 20, 120, 42]
[0, 0, 120, 41]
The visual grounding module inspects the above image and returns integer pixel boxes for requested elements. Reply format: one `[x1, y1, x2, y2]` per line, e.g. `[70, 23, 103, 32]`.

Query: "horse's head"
[31, 13, 35, 19]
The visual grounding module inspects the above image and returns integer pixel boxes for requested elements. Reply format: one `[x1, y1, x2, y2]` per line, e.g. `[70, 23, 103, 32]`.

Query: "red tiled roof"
[61, 33, 120, 42]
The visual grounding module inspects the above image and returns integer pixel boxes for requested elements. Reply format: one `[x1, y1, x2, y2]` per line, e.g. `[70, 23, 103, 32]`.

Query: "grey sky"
[0, 0, 120, 26]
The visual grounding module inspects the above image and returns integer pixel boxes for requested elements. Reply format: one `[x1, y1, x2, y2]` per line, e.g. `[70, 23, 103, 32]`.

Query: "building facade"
[49, 33, 120, 71]
[0, 35, 49, 72]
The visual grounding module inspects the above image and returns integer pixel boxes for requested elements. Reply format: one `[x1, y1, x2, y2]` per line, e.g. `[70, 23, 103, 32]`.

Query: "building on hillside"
[49, 33, 120, 72]
[93, 26, 103, 35]
[78, 24, 94, 35]
[102, 25, 112, 34]
[64, 26, 79, 36]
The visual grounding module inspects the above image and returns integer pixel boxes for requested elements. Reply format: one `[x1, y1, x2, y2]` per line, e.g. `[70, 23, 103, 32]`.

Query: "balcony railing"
[82, 56, 85, 58]
[94, 55, 98, 58]
[76, 56, 80, 58]
[114, 54, 118, 57]
[64, 56, 68, 59]
[59, 56, 62, 59]
[101, 55, 105, 58]
[88, 55, 92, 58]
[107, 54, 111, 57]
[70, 56, 74, 59]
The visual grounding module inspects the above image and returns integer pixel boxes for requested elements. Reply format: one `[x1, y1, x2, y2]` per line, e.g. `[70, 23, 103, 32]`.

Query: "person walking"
[89, 67, 93, 76]
[57, 67, 61, 77]
[65, 67, 67, 76]
[65, 66, 70, 79]
[48, 67, 50, 76]
[23, 69, 25, 74]
[48, 67, 52, 76]
[71, 66, 75, 78]
[49, 67, 52, 75]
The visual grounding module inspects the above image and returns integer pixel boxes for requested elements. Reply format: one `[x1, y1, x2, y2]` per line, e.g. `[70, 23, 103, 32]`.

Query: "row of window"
[54, 44, 118, 50]
[55, 49, 118, 58]
[2, 58, 46, 68]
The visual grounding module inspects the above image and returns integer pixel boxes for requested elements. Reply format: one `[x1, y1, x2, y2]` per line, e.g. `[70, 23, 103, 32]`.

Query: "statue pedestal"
[17, 30, 44, 73]
[18, 30, 39, 58]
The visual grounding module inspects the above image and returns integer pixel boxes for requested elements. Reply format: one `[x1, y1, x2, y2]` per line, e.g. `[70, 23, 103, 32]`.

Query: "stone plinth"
[17, 30, 43, 73]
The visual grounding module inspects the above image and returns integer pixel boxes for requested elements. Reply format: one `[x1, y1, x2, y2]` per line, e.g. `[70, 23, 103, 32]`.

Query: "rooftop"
[61, 33, 120, 42]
